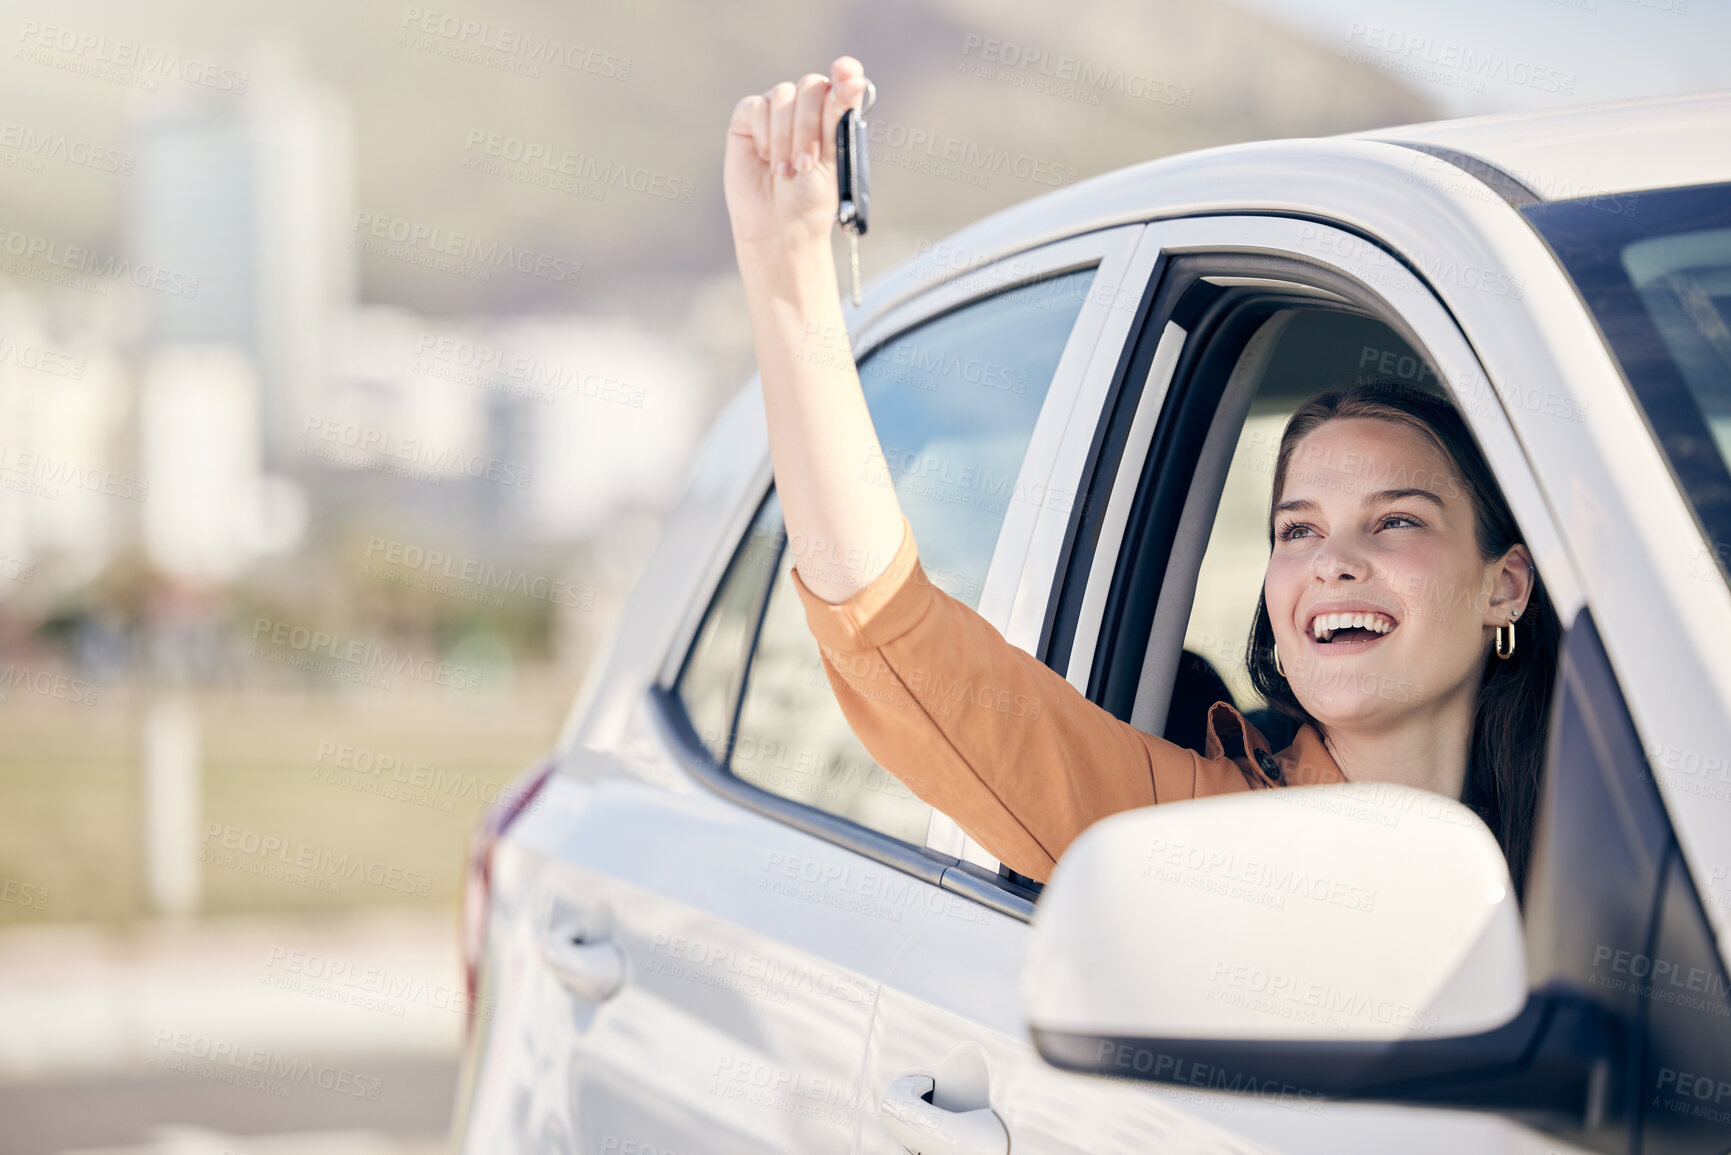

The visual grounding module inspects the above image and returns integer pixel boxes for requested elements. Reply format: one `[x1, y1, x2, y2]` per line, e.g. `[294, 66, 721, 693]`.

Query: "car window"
[1521, 184, 1731, 591]
[683, 266, 1099, 846]
[674, 492, 784, 764]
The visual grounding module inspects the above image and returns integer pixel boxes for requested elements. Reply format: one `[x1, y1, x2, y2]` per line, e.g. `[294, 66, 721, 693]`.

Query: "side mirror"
[1023, 783, 1614, 1119]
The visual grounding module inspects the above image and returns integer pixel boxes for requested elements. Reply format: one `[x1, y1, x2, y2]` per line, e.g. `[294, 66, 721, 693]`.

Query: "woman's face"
[1263, 416, 1528, 730]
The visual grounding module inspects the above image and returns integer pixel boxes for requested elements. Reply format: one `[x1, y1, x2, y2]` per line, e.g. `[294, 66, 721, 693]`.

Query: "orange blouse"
[790, 510, 1348, 882]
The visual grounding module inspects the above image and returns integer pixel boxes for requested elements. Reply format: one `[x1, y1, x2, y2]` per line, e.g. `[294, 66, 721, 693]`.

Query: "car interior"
[1020, 263, 1472, 893]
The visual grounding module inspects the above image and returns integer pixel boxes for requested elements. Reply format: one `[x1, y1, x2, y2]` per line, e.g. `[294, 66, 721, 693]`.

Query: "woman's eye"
[1380, 514, 1423, 530]
[1277, 522, 1313, 541]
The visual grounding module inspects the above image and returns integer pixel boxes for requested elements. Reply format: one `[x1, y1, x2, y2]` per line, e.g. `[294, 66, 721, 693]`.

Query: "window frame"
[650, 224, 1151, 921]
[1035, 217, 1587, 739]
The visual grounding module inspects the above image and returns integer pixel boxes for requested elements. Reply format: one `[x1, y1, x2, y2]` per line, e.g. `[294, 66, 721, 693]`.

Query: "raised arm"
[719, 59, 1280, 880]
[723, 56, 904, 604]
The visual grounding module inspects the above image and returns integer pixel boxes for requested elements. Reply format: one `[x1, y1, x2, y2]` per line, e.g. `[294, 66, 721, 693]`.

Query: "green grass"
[0, 676, 576, 926]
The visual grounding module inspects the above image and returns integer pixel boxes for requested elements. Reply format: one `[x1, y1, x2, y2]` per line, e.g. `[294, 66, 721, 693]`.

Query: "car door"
[453, 225, 1148, 1155]
[854, 212, 1639, 1155]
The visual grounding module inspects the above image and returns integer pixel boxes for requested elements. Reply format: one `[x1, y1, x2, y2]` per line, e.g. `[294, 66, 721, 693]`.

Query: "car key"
[836, 80, 874, 306]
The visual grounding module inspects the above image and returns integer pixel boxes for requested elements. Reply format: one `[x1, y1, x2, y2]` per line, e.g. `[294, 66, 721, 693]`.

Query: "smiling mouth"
[1307, 614, 1399, 650]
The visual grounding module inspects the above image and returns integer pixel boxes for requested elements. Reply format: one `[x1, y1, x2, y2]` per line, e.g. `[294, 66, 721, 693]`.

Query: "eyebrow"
[1272, 488, 1449, 517]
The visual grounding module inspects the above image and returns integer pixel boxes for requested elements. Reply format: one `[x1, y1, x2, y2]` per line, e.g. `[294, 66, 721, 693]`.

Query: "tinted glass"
[729, 266, 1099, 844]
[673, 493, 783, 763]
[1522, 184, 1731, 591]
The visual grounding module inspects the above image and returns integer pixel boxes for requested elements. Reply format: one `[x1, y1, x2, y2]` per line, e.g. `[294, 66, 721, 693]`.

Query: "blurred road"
[0, 1063, 453, 1155]
[0, 909, 464, 1155]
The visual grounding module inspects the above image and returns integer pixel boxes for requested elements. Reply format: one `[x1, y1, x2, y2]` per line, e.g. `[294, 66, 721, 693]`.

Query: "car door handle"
[541, 928, 624, 1001]
[878, 1075, 1008, 1155]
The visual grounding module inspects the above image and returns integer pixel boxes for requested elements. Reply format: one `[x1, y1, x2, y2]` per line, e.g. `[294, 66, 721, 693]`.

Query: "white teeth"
[1310, 611, 1395, 642]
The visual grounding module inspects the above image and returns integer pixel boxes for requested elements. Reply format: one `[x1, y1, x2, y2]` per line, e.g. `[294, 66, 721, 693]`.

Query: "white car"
[451, 91, 1731, 1154]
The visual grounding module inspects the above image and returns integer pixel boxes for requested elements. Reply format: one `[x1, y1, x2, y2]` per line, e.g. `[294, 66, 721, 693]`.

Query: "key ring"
[858, 79, 876, 116]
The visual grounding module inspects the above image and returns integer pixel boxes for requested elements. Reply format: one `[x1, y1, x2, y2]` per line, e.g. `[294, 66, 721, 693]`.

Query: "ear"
[1483, 543, 1537, 626]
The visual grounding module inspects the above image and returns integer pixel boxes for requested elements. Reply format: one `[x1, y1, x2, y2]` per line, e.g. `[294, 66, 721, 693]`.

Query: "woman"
[724, 57, 1562, 892]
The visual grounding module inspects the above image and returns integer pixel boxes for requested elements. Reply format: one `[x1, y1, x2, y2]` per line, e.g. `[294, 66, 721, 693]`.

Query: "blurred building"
[128, 45, 355, 469]
[0, 291, 131, 605]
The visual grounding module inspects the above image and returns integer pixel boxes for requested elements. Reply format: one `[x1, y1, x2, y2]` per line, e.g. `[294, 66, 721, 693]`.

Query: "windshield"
[1523, 183, 1731, 589]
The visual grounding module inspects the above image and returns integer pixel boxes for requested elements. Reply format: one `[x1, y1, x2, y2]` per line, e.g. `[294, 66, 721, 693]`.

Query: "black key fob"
[837, 106, 869, 238]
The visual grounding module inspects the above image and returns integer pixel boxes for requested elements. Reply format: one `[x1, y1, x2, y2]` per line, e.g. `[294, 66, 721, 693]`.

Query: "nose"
[1311, 533, 1371, 582]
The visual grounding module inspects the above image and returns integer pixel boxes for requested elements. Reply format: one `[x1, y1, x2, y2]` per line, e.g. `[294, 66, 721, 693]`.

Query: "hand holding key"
[724, 55, 906, 607]
[725, 56, 874, 257]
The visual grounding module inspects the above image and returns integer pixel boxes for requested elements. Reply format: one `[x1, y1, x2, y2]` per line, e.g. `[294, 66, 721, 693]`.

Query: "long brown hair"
[1245, 380, 1561, 895]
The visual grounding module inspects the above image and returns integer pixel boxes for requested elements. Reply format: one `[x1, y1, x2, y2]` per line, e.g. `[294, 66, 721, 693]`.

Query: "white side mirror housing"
[1024, 782, 1527, 1050]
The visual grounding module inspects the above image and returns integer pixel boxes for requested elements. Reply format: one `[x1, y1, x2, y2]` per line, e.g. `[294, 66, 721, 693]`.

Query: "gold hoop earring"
[1273, 642, 1286, 678]
[1494, 614, 1517, 660]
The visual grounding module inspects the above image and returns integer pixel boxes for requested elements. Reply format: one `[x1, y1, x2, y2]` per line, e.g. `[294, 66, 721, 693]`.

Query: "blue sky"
[1235, 0, 1731, 116]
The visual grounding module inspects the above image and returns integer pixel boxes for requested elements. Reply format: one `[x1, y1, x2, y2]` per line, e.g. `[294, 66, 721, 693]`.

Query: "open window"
[1050, 260, 1453, 759]
[1041, 250, 1570, 892]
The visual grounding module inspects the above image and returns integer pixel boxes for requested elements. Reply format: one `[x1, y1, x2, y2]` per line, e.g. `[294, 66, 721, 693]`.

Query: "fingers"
[728, 94, 764, 155]
[790, 73, 828, 173]
[750, 91, 771, 163]
[744, 61, 867, 179]
[830, 55, 868, 110]
[823, 57, 870, 171]
[766, 80, 797, 177]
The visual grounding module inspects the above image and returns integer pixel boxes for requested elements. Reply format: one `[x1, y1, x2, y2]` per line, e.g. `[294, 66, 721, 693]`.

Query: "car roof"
[1349, 89, 1731, 201]
[859, 89, 1731, 321]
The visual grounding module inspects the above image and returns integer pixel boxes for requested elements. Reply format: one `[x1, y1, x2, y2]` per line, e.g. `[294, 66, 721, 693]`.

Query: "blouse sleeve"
[789, 511, 1208, 881]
